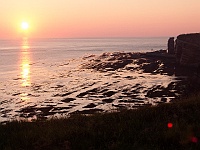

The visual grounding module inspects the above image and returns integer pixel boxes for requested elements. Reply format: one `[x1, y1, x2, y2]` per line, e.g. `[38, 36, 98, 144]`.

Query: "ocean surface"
[0, 37, 168, 122]
[0, 37, 168, 76]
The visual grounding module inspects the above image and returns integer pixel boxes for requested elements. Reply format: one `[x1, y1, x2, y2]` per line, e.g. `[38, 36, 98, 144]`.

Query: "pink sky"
[0, 0, 200, 39]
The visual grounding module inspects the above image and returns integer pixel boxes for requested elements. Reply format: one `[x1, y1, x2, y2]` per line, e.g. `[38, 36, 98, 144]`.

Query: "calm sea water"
[0, 37, 167, 71]
[0, 37, 168, 122]
[0, 37, 168, 82]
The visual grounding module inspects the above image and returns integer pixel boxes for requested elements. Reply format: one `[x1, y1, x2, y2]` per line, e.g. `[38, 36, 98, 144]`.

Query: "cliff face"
[175, 33, 200, 66]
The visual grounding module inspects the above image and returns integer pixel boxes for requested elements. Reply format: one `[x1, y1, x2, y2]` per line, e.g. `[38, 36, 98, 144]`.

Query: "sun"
[21, 22, 29, 30]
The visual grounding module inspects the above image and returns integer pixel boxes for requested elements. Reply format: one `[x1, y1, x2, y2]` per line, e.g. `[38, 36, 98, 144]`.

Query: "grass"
[1, 93, 200, 150]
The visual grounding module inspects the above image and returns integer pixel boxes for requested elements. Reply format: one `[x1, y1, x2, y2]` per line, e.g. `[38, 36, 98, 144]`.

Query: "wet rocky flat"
[0, 50, 196, 123]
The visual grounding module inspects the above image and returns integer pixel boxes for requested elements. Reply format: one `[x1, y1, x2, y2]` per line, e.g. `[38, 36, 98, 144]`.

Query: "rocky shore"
[1, 50, 199, 122]
[82, 50, 198, 98]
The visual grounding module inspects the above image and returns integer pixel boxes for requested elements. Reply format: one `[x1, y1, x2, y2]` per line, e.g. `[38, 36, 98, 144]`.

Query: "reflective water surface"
[20, 38, 31, 101]
[1, 37, 183, 123]
[21, 38, 31, 87]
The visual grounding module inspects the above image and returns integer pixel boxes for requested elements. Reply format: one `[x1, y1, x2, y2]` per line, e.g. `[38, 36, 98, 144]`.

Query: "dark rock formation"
[168, 37, 175, 54]
[81, 51, 176, 75]
[174, 33, 200, 82]
[175, 33, 200, 66]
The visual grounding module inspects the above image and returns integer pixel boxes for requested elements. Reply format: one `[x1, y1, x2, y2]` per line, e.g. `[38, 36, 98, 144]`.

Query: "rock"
[175, 33, 200, 66]
[83, 103, 96, 108]
[71, 109, 103, 114]
[102, 98, 114, 103]
[103, 91, 116, 97]
[168, 37, 175, 54]
[61, 98, 76, 103]
[142, 62, 159, 73]
[37, 106, 53, 114]
[161, 97, 167, 102]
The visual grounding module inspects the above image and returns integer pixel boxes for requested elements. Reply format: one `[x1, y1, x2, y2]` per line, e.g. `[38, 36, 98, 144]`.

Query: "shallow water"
[0, 37, 171, 122]
[0, 57, 177, 122]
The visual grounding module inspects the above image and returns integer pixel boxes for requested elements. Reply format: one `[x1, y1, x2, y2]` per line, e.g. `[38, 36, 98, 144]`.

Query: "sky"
[0, 0, 200, 39]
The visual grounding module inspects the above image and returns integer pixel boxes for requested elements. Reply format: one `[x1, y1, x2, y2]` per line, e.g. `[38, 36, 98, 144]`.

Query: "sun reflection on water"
[20, 93, 30, 101]
[21, 38, 31, 87]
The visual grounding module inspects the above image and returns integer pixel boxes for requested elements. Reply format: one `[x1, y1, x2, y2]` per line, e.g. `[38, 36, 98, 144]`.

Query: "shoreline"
[1, 90, 200, 149]
[1, 50, 199, 123]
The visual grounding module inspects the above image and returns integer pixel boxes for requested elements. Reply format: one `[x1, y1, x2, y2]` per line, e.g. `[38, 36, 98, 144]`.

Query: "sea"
[0, 37, 168, 122]
[0, 37, 167, 75]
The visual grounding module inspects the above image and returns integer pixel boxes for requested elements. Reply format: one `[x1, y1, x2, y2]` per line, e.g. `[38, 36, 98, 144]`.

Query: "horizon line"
[0, 36, 173, 41]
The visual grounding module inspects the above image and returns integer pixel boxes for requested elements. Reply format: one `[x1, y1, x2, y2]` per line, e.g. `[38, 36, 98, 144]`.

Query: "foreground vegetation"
[1, 93, 200, 150]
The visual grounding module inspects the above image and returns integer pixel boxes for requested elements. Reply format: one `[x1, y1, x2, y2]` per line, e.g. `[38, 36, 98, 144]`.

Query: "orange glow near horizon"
[0, 0, 200, 39]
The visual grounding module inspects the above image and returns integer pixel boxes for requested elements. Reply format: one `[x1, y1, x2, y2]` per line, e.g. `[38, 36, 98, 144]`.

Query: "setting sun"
[21, 22, 29, 30]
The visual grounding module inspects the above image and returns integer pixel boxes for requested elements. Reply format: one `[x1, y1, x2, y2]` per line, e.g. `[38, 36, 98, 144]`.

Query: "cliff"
[175, 33, 200, 67]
